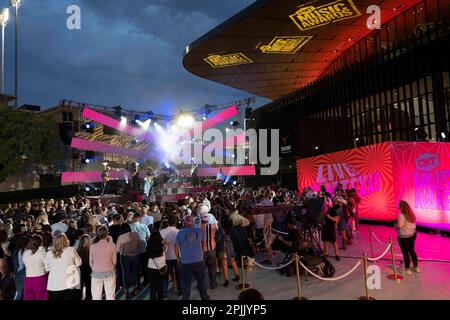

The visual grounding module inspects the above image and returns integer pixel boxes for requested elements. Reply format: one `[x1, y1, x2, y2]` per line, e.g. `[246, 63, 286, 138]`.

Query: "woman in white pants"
[89, 226, 117, 300]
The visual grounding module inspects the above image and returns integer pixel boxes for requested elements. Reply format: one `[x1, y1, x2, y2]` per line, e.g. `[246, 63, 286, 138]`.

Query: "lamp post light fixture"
[0, 7, 9, 94]
[11, 0, 21, 107]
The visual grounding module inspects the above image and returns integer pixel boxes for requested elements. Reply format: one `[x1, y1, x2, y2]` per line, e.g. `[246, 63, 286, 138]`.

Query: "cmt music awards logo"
[413, 153, 450, 210]
[315, 162, 381, 197]
[289, 0, 361, 31]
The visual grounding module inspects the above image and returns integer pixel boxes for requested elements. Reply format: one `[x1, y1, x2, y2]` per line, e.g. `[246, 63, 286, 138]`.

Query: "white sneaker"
[405, 268, 412, 275]
[412, 267, 422, 273]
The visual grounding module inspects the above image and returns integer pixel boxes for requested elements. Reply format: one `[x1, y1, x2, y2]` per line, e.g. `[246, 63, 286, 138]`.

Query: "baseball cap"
[183, 215, 193, 224]
[198, 204, 209, 214]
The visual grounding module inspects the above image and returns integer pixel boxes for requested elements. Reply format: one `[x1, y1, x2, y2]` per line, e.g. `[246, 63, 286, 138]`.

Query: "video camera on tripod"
[303, 196, 326, 227]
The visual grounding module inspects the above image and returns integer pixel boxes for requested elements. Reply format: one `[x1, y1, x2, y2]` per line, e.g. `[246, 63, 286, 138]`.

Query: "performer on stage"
[216, 168, 225, 182]
[130, 162, 140, 190]
[144, 169, 154, 197]
[101, 167, 111, 195]
[191, 163, 199, 187]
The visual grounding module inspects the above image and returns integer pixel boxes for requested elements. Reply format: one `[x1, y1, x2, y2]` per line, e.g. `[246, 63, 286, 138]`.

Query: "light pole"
[11, 0, 20, 107]
[0, 8, 9, 95]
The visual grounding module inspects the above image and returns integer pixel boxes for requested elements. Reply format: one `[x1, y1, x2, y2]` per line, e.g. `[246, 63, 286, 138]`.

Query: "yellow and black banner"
[290, 0, 361, 31]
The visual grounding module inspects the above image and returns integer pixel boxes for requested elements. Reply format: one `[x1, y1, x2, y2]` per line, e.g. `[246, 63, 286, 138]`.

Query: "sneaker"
[232, 276, 240, 282]
[335, 256, 340, 261]
[412, 267, 422, 273]
[405, 268, 413, 275]
[223, 280, 230, 287]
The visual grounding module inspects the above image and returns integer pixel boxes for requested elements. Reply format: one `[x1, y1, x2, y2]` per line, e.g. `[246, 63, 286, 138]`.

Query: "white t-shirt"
[160, 226, 179, 260]
[23, 247, 47, 277]
[45, 247, 82, 291]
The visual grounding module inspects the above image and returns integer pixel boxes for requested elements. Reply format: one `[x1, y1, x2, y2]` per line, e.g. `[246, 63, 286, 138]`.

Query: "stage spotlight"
[177, 114, 195, 128]
[120, 116, 127, 126]
[132, 115, 140, 126]
[314, 146, 319, 150]
[81, 158, 90, 164]
[82, 122, 95, 133]
[355, 137, 366, 148]
[232, 181, 237, 186]
[85, 186, 91, 192]
[230, 121, 240, 127]
[440, 130, 449, 141]
[414, 126, 428, 141]
[131, 138, 139, 145]
[138, 119, 151, 130]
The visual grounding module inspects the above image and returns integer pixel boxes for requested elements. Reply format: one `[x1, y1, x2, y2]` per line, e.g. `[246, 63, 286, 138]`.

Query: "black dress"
[321, 206, 338, 243]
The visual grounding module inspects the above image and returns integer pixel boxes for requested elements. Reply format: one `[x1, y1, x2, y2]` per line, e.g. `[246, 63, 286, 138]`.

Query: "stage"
[126, 224, 450, 300]
[86, 185, 214, 204]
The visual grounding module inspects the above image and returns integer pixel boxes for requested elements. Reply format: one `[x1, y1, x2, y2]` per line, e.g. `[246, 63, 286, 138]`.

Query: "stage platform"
[127, 224, 450, 300]
[87, 186, 213, 204]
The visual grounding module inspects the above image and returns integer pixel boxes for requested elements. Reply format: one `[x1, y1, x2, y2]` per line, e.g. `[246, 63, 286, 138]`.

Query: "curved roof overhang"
[183, 0, 424, 100]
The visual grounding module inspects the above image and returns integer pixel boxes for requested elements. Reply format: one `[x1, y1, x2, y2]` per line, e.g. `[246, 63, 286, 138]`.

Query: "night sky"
[4, 0, 270, 113]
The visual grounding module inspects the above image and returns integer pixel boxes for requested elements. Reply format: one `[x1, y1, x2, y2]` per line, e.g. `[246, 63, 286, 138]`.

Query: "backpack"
[322, 259, 335, 278]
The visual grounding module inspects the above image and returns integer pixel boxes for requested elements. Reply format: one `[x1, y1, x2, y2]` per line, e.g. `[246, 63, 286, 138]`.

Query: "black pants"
[80, 264, 92, 300]
[204, 251, 217, 287]
[165, 259, 182, 294]
[49, 289, 80, 301]
[116, 253, 123, 290]
[148, 268, 164, 300]
[398, 233, 418, 268]
[139, 253, 149, 285]
[132, 176, 140, 190]
[180, 261, 209, 300]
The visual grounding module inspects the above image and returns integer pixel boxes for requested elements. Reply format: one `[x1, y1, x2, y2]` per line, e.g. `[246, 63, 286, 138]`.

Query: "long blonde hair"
[52, 234, 70, 259]
[399, 200, 416, 223]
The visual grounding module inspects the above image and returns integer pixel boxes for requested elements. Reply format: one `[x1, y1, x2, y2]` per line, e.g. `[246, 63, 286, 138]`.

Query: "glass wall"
[255, 0, 450, 158]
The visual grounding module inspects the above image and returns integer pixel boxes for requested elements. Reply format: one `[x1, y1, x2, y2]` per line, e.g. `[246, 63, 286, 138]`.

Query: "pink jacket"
[89, 238, 117, 273]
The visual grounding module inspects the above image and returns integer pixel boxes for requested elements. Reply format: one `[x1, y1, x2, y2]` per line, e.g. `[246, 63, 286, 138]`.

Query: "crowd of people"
[0, 182, 419, 300]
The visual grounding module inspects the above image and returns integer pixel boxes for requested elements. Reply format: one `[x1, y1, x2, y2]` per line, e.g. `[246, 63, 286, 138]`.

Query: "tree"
[0, 108, 65, 183]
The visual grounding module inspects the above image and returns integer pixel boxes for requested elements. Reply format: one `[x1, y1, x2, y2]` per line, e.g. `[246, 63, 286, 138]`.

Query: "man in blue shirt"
[130, 212, 150, 286]
[175, 215, 209, 300]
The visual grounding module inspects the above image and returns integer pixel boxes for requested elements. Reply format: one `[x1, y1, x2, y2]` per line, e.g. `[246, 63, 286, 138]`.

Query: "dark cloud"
[3, 0, 269, 114]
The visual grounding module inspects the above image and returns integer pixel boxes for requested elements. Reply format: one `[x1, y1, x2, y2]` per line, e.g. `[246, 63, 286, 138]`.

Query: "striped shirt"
[201, 223, 216, 252]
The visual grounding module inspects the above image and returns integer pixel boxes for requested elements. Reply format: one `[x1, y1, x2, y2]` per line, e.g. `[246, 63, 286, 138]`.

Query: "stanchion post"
[359, 253, 375, 300]
[369, 225, 374, 260]
[237, 255, 250, 290]
[387, 237, 403, 282]
[292, 255, 308, 300]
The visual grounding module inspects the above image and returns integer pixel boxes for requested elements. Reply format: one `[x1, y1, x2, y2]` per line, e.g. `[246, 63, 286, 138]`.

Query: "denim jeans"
[120, 255, 140, 289]
[14, 269, 26, 300]
[180, 261, 209, 300]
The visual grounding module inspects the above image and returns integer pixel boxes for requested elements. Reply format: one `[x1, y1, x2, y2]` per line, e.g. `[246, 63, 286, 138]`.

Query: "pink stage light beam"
[71, 138, 157, 161]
